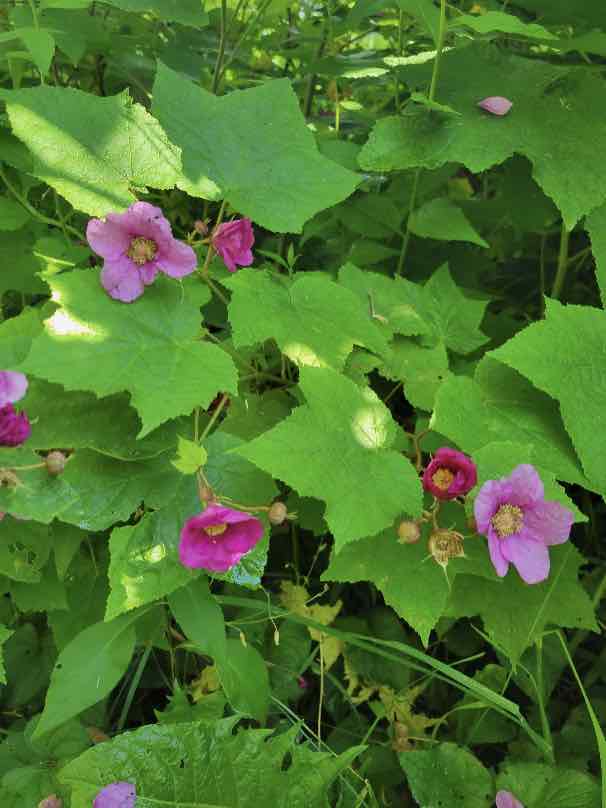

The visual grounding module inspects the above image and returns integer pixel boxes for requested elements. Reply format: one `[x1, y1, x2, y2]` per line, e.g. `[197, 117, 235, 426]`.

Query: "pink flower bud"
[211, 218, 255, 273]
[477, 96, 512, 116]
[0, 404, 31, 447]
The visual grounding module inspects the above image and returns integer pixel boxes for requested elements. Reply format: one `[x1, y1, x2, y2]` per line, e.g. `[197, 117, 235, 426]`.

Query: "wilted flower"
[38, 797, 62, 808]
[93, 782, 136, 808]
[474, 464, 573, 584]
[86, 201, 197, 303]
[0, 371, 27, 407]
[0, 403, 31, 447]
[179, 503, 264, 572]
[422, 447, 477, 500]
[428, 528, 465, 568]
[397, 520, 421, 544]
[496, 790, 524, 808]
[477, 96, 512, 116]
[211, 218, 254, 272]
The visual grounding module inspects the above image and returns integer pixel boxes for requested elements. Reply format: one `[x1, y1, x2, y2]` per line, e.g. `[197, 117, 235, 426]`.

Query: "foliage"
[0, 0, 604, 806]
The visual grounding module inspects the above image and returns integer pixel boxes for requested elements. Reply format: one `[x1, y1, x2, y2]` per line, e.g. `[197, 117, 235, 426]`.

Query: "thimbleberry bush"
[0, 1, 604, 806]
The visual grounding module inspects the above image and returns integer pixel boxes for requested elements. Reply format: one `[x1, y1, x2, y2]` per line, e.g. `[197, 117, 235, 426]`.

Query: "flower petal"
[121, 201, 173, 243]
[477, 96, 512, 116]
[222, 519, 264, 554]
[487, 530, 509, 578]
[496, 791, 524, 808]
[156, 238, 197, 278]
[474, 479, 510, 533]
[93, 781, 137, 808]
[0, 371, 28, 406]
[101, 258, 145, 303]
[525, 500, 573, 546]
[500, 533, 550, 584]
[86, 215, 131, 260]
[508, 464, 544, 508]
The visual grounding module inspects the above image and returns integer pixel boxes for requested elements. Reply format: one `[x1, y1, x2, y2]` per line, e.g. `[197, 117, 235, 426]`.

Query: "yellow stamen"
[127, 236, 157, 265]
[491, 504, 523, 538]
[432, 467, 455, 491]
[205, 523, 227, 537]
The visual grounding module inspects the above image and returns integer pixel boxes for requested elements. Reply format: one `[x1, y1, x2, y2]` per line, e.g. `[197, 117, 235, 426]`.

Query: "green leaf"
[25, 380, 185, 461]
[168, 577, 227, 663]
[3, 86, 182, 216]
[172, 436, 207, 475]
[359, 44, 606, 228]
[266, 620, 312, 703]
[585, 201, 606, 308]
[409, 91, 461, 116]
[0, 625, 13, 685]
[10, 561, 68, 612]
[0, 448, 180, 530]
[450, 10, 556, 40]
[0, 230, 47, 295]
[396, 0, 441, 44]
[490, 299, 606, 492]
[155, 683, 225, 724]
[51, 522, 85, 580]
[59, 719, 362, 807]
[225, 269, 389, 370]
[33, 611, 139, 738]
[49, 551, 109, 651]
[409, 197, 489, 247]
[0, 198, 30, 231]
[497, 761, 600, 808]
[382, 336, 450, 411]
[238, 366, 423, 551]
[400, 743, 493, 808]
[152, 63, 359, 232]
[105, 432, 276, 619]
[19, 27, 56, 76]
[218, 639, 270, 724]
[431, 357, 591, 489]
[102, 0, 208, 27]
[21, 272, 238, 437]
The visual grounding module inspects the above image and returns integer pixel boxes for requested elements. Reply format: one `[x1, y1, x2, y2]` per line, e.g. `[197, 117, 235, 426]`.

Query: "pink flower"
[93, 782, 136, 808]
[478, 96, 512, 116]
[0, 371, 27, 406]
[0, 403, 31, 446]
[179, 503, 264, 572]
[496, 790, 524, 808]
[422, 447, 477, 500]
[86, 202, 197, 303]
[474, 464, 573, 585]
[211, 218, 254, 272]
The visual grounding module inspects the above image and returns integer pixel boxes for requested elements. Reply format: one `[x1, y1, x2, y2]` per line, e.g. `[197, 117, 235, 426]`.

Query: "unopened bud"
[198, 483, 215, 504]
[45, 451, 66, 476]
[194, 219, 208, 235]
[397, 520, 421, 544]
[0, 469, 20, 488]
[268, 501, 288, 525]
[38, 797, 62, 808]
[428, 529, 465, 567]
[392, 721, 411, 753]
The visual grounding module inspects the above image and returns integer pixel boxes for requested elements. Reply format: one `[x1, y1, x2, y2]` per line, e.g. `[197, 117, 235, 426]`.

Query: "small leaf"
[409, 197, 489, 247]
[172, 436, 208, 475]
[217, 638, 270, 724]
[168, 577, 227, 664]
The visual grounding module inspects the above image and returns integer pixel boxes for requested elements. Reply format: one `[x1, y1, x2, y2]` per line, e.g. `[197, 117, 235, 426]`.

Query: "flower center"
[431, 467, 455, 491]
[205, 523, 227, 538]
[127, 237, 157, 265]
[491, 504, 523, 538]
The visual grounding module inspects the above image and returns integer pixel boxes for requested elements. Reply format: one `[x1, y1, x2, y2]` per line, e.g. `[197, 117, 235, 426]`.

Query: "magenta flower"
[422, 447, 477, 500]
[478, 96, 512, 116]
[86, 202, 197, 303]
[179, 503, 264, 572]
[0, 404, 31, 447]
[496, 791, 524, 808]
[211, 218, 254, 272]
[474, 464, 573, 585]
[0, 371, 27, 407]
[93, 782, 136, 808]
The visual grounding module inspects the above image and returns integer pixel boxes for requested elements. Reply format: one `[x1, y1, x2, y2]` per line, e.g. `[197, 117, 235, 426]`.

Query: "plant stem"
[199, 394, 229, 443]
[211, 0, 228, 95]
[396, 0, 447, 275]
[551, 222, 571, 300]
[0, 165, 83, 241]
[116, 644, 152, 732]
[535, 638, 554, 762]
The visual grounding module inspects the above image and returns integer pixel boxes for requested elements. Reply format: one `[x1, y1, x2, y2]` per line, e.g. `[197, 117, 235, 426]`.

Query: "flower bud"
[38, 797, 62, 808]
[198, 483, 215, 504]
[428, 529, 465, 568]
[194, 219, 208, 235]
[87, 725, 110, 744]
[397, 520, 421, 544]
[391, 721, 411, 753]
[0, 469, 20, 488]
[45, 451, 66, 476]
[268, 501, 288, 525]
